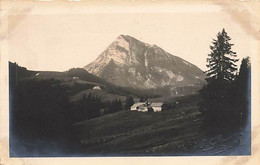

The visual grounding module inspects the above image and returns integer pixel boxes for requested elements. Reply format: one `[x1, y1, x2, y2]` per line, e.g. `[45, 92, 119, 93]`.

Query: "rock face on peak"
[84, 35, 206, 92]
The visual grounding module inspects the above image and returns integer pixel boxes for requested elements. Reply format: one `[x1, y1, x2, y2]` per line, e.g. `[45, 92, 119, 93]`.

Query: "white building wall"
[153, 107, 162, 112]
[137, 107, 148, 112]
[131, 107, 136, 111]
[93, 86, 101, 89]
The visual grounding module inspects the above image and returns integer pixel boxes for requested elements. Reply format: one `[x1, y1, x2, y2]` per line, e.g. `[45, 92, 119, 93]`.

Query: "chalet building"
[131, 101, 164, 112]
[130, 102, 148, 112]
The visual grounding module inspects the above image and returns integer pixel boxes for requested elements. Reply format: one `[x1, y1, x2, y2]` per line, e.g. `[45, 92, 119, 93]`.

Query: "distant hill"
[9, 62, 36, 79]
[9, 62, 36, 88]
[9, 62, 160, 101]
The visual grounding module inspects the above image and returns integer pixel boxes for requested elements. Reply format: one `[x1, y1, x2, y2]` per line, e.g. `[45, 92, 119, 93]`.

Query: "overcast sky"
[8, 3, 252, 72]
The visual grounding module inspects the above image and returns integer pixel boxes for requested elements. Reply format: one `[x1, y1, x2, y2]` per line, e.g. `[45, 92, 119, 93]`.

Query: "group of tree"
[10, 79, 74, 144]
[9, 64, 108, 155]
[199, 28, 251, 132]
[125, 96, 134, 110]
[139, 96, 148, 102]
[104, 99, 123, 114]
[9, 77, 122, 155]
[72, 93, 103, 122]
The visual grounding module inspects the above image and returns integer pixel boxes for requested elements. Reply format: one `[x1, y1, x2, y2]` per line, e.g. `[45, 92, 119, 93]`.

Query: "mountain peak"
[116, 34, 126, 39]
[117, 34, 128, 38]
[116, 35, 148, 46]
[116, 34, 132, 41]
[84, 35, 206, 90]
[115, 35, 129, 43]
[117, 34, 134, 39]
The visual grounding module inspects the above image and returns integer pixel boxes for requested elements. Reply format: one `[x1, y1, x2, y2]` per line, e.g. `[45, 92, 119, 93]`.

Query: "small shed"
[93, 86, 101, 90]
[72, 76, 79, 80]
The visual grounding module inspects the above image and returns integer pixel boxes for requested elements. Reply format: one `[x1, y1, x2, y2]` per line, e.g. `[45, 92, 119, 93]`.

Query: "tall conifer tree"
[200, 29, 239, 126]
[206, 28, 238, 83]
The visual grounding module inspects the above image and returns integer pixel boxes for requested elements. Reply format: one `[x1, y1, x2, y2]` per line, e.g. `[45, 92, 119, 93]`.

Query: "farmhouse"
[130, 102, 149, 112]
[131, 101, 165, 112]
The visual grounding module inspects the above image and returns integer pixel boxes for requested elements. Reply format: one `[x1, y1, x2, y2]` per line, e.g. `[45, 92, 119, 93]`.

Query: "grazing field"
[73, 95, 205, 155]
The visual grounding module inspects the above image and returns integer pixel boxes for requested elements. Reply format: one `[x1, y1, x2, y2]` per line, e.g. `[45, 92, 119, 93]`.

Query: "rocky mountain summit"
[84, 35, 205, 90]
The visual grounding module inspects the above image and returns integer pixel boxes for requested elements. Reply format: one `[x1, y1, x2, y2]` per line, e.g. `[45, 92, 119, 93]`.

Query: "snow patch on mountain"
[154, 66, 163, 72]
[177, 75, 184, 81]
[166, 70, 176, 79]
[136, 72, 145, 82]
[144, 78, 157, 88]
[128, 68, 136, 75]
[144, 47, 149, 70]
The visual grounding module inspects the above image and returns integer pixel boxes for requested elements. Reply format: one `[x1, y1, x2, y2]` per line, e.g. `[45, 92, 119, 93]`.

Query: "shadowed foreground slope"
[73, 93, 250, 156]
[73, 95, 204, 155]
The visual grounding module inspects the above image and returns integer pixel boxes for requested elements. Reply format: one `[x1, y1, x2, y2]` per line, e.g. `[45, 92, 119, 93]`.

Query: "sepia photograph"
[1, 0, 260, 164]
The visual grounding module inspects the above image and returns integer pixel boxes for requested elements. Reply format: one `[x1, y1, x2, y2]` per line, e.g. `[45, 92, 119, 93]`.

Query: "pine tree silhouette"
[125, 96, 134, 110]
[199, 29, 239, 129]
[206, 28, 238, 83]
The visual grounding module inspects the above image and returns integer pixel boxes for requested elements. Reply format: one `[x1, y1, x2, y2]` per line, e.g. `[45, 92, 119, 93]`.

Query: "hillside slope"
[9, 62, 161, 101]
[73, 95, 203, 155]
